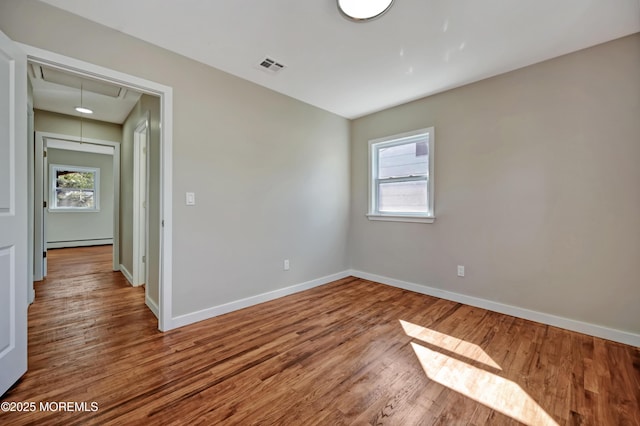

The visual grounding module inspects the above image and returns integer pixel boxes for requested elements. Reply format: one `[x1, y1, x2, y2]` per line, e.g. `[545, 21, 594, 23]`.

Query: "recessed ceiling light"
[75, 106, 93, 114]
[337, 0, 394, 22]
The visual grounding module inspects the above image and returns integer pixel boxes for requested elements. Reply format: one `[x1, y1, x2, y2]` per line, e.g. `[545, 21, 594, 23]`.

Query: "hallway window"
[49, 164, 100, 211]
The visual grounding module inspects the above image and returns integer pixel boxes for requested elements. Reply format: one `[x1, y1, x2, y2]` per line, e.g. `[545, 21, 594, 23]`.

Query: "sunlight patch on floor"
[399, 319, 501, 370]
[410, 341, 558, 426]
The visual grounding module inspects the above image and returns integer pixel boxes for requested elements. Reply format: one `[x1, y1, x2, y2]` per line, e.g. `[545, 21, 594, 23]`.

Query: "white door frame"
[132, 114, 149, 287]
[21, 43, 174, 331]
[33, 131, 46, 281]
[34, 132, 121, 281]
[27, 92, 34, 304]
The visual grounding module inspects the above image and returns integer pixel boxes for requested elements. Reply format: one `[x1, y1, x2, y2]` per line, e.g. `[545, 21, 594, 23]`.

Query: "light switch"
[186, 192, 196, 206]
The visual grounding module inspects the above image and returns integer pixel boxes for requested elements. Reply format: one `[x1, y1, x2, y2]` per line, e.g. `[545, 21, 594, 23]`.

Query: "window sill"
[366, 213, 435, 224]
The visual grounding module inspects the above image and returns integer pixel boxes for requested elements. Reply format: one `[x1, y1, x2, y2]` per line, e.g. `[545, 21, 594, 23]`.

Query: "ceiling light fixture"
[74, 106, 93, 114]
[337, 0, 394, 22]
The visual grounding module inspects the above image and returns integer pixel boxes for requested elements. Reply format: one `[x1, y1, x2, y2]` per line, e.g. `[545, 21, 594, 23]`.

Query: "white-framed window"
[367, 127, 435, 223]
[49, 164, 100, 212]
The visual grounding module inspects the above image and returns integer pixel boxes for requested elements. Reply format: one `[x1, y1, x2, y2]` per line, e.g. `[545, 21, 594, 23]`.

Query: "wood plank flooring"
[1, 245, 638, 425]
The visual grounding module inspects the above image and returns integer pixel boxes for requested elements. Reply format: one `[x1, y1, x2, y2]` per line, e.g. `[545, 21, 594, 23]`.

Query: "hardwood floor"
[1, 246, 638, 425]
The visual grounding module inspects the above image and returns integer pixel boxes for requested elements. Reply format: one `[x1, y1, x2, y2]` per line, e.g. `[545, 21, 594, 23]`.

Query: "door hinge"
[43, 251, 47, 258]
[43, 150, 47, 157]
[43, 201, 47, 208]
[161, 220, 164, 227]
[142, 255, 146, 263]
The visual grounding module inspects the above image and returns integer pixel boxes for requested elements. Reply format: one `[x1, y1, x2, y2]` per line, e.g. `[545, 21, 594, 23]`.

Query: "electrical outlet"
[457, 265, 465, 277]
[283, 259, 290, 271]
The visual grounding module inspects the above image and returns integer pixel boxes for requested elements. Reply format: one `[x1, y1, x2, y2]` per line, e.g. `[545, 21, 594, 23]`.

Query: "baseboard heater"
[47, 238, 113, 249]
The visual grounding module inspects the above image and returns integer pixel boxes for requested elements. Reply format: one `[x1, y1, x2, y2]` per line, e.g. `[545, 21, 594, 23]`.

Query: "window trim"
[49, 164, 100, 212]
[367, 127, 435, 223]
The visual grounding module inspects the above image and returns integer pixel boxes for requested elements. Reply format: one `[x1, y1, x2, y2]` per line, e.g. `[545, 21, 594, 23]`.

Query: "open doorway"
[21, 42, 173, 331]
[28, 60, 163, 325]
[34, 131, 122, 279]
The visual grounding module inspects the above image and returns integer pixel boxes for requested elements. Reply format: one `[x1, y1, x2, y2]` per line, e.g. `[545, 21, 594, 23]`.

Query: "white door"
[0, 31, 28, 396]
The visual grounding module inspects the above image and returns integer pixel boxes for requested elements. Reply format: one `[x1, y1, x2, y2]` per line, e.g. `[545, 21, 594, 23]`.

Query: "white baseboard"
[47, 238, 113, 249]
[146, 294, 159, 319]
[171, 270, 351, 329]
[119, 264, 133, 286]
[349, 270, 640, 347]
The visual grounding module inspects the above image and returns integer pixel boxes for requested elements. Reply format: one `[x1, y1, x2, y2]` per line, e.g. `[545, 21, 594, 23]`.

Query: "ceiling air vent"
[258, 57, 286, 74]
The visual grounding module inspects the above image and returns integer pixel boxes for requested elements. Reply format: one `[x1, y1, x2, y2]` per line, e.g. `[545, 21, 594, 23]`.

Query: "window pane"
[379, 180, 428, 213]
[378, 141, 428, 178]
[56, 171, 95, 189]
[56, 189, 95, 208]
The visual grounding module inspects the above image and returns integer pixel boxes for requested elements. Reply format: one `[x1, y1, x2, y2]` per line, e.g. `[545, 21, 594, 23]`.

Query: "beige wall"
[1, 0, 350, 317]
[45, 148, 114, 246]
[350, 34, 640, 334]
[121, 94, 161, 306]
[34, 109, 122, 142]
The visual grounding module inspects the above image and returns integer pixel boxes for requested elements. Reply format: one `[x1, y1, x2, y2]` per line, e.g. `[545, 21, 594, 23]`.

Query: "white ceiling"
[30, 64, 142, 124]
[40, 0, 640, 119]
